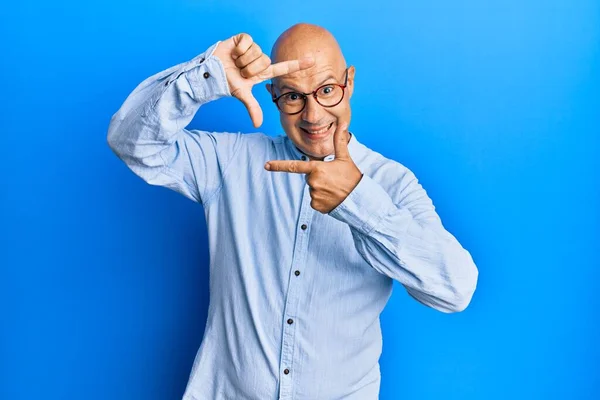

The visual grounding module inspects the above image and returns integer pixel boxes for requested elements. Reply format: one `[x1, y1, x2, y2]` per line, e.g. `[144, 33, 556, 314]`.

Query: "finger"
[264, 160, 316, 174]
[254, 56, 315, 83]
[231, 33, 254, 58]
[305, 174, 317, 190]
[240, 54, 271, 79]
[234, 42, 263, 69]
[333, 121, 350, 159]
[237, 89, 263, 128]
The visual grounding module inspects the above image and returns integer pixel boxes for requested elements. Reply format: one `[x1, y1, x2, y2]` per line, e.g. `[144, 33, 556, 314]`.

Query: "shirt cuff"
[185, 41, 232, 102]
[328, 174, 397, 235]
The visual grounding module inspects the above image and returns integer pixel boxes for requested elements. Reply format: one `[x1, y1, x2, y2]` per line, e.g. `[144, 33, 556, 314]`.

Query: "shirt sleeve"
[107, 41, 244, 205]
[328, 166, 479, 313]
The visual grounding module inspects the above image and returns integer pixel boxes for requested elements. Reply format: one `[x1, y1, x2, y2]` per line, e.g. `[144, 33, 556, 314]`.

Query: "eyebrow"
[278, 75, 338, 93]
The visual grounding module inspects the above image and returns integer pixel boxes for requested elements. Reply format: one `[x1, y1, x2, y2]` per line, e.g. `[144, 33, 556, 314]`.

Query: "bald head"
[271, 23, 346, 73]
[265, 23, 355, 161]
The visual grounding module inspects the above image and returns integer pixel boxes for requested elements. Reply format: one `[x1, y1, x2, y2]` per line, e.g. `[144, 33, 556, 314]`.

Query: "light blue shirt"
[107, 41, 478, 400]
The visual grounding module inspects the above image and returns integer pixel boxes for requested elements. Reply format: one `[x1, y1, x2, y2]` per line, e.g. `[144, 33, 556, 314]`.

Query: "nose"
[301, 96, 325, 124]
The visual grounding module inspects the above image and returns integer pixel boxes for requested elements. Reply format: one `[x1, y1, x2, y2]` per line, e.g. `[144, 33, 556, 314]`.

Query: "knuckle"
[246, 61, 263, 77]
[310, 199, 321, 212]
[233, 35, 242, 47]
[235, 34, 253, 54]
[259, 57, 271, 71]
[240, 33, 252, 43]
[263, 55, 271, 66]
[240, 67, 251, 78]
[234, 57, 246, 68]
[313, 165, 325, 175]
[252, 54, 266, 68]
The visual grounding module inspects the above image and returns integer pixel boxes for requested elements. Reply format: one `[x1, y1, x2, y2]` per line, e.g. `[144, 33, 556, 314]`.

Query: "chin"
[304, 148, 333, 160]
[288, 132, 333, 158]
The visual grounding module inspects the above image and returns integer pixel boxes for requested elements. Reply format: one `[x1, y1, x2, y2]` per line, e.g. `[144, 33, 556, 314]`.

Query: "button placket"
[278, 184, 313, 399]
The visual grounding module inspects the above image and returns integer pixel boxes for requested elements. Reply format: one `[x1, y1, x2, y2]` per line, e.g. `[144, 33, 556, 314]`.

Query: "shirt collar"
[285, 131, 364, 162]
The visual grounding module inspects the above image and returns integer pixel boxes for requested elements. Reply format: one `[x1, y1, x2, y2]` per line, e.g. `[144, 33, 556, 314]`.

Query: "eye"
[318, 85, 336, 97]
[282, 92, 303, 103]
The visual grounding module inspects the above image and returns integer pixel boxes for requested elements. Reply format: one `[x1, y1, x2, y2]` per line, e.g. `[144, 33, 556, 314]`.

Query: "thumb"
[236, 89, 263, 128]
[333, 120, 350, 159]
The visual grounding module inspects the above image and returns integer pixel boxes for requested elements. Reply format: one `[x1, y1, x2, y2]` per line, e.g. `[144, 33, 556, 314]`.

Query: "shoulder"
[357, 143, 423, 204]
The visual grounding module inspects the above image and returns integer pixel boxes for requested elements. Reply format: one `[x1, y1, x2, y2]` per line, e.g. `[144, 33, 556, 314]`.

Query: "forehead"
[274, 49, 345, 91]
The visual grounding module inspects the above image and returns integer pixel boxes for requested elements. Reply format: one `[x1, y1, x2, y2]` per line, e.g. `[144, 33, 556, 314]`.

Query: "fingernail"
[264, 163, 271, 170]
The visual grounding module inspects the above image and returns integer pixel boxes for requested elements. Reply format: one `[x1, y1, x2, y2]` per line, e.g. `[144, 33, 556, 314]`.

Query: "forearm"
[329, 172, 478, 313]
[106, 41, 230, 169]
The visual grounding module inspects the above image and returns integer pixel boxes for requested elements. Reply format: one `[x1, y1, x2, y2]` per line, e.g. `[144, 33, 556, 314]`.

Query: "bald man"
[108, 24, 478, 400]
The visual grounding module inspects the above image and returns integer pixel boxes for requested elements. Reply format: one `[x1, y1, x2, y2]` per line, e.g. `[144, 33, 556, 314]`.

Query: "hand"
[213, 33, 314, 128]
[264, 122, 363, 213]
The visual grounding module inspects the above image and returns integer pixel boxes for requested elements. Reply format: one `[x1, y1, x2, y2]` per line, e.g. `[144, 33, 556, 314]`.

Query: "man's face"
[267, 52, 355, 160]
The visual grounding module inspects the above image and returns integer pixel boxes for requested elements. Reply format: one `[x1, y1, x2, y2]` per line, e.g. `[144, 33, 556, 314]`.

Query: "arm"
[264, 122, 478, 313]
[106, 42, 242, 205]
[328, 166, 479, 313]
[107, 34, 314, 205]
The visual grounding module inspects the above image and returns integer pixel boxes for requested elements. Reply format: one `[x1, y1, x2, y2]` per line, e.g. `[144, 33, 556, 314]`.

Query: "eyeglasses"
[271, 68, 349, 115]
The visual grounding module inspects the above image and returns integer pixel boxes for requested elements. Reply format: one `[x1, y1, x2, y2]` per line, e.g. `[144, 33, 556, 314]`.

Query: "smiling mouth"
[300, 122, 334, 135]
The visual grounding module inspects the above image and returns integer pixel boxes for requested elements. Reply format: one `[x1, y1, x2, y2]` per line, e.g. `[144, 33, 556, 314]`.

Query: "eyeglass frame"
[270, 68, 349, 115]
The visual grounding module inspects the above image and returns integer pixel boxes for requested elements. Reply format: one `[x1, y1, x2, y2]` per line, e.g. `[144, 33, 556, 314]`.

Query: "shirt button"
[301, 155, 307, 161]
[294, 270, 300, 276]
[198, 57, 205, 64]
[301, 224, 307, 230]
[203, 72, 210, 79]
[287, 318, 293, 324]
[284, 368, 290, 375]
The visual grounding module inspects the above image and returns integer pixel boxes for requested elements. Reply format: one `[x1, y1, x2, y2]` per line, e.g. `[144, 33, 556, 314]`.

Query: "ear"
[347, 65, 356, 99]
[265, 83, 273, 97]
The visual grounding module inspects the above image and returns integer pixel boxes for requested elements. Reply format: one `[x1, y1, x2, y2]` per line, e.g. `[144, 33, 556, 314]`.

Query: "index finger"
[264, 160, 316, 174]
[255, 56, 315, 82]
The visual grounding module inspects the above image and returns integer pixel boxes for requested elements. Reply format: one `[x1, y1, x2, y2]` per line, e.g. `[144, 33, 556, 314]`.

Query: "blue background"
[2, 1, 598, 399]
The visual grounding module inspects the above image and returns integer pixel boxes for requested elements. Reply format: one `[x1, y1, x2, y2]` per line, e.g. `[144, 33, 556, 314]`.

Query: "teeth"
[305, 124, 332, 134]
